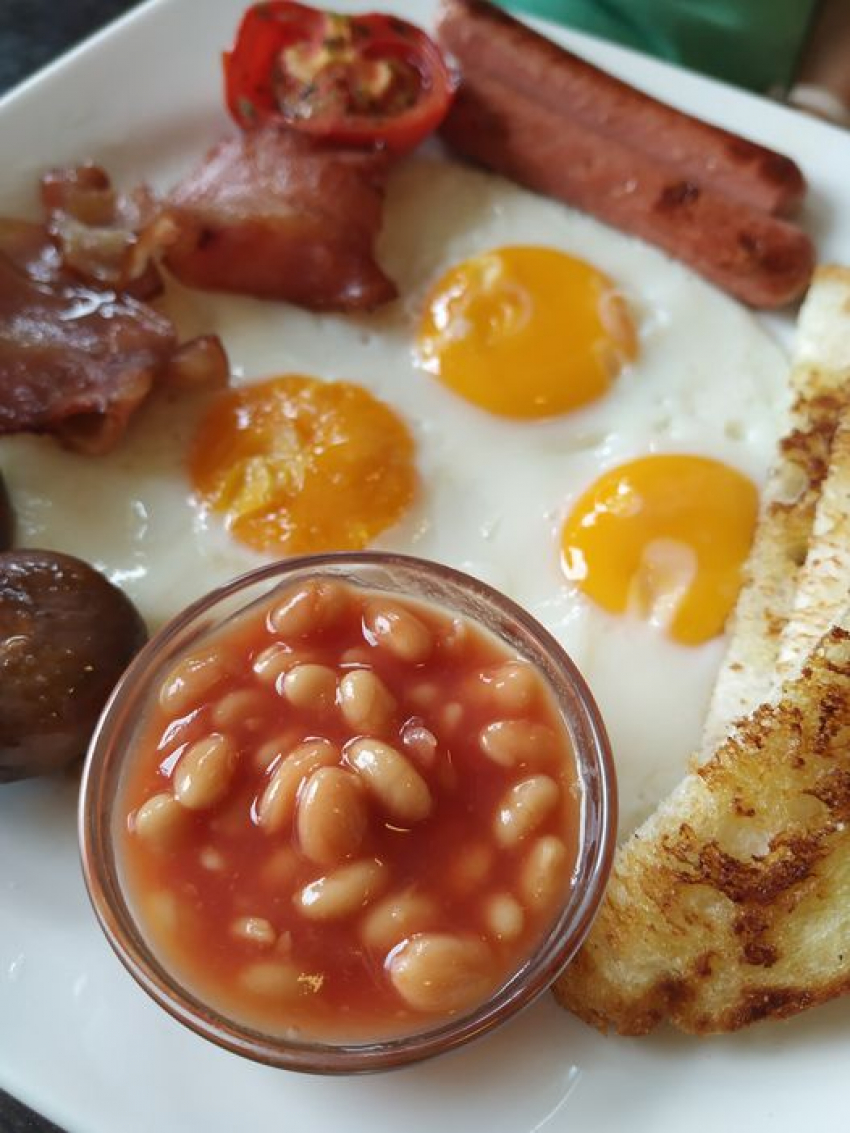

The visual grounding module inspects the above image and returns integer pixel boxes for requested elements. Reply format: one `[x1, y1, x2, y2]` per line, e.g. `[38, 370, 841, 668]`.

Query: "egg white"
[0, 155, 787, 833]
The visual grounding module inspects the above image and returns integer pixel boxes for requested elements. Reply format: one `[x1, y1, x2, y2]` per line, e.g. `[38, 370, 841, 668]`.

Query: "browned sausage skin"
[438, 0, 806, 217]
[440, 73, 813, 308]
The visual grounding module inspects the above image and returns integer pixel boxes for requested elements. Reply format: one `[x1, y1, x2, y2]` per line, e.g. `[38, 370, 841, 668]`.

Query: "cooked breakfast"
[438, 0, 806, 218]
[415, 244, 637, 418]
[0, 172, 228, 454]
[188, 374, 417, 554]
[560, 455, 759, 646]
[0, 550, 147, 782]
[3, 0, 849, 1074]
[40, 163, 165, 299]
[119, 578, 580, 1039]
[224, 2, 456, 154]
[162, 126, 399, 310]
[437, 0, 814, 308]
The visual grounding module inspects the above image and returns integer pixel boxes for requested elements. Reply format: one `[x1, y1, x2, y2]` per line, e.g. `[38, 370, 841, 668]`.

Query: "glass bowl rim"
[79, 550, 617, 1074]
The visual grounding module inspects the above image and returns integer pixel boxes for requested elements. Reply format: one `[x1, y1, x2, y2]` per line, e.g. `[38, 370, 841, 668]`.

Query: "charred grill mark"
[655, 180, 700, 212]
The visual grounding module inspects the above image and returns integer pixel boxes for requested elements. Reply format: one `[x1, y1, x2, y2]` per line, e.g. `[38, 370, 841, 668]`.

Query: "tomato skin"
[223, 2, 457, 154]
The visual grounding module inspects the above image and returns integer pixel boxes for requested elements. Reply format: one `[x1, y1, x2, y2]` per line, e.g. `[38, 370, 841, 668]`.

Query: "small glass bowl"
[79, 552, 616, 1074]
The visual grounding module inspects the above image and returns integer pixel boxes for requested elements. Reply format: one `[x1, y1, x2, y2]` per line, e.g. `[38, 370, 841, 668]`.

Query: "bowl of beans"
[80, 552, 616, 1072]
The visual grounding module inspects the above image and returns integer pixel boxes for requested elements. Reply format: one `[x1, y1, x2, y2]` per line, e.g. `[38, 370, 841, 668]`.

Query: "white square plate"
[2, 3, 850, 1131]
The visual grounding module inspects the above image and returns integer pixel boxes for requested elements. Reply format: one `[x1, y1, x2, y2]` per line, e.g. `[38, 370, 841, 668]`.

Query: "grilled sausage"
[440, 73, 813, 308]
[438, 0, 806, 217]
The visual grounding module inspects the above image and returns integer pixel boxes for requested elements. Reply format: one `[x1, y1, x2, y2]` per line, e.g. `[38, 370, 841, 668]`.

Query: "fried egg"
[416, 245, 636, 418]
[560, 454, 759, 646]
[0, 156, 787, 833]
[189, 375, 416, 555]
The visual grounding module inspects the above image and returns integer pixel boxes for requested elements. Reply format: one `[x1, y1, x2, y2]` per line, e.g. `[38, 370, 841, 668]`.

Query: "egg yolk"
[415, 245, 636, 419]
[560, 455, 758, 645]
[189, 375, 416, 555]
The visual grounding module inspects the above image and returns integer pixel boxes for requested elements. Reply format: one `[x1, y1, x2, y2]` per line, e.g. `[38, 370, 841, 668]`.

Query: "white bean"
[199, 846, 226, 872]
[296, 767, 367, 866]
[479, 720, 558, 767]
[173, 733, 235, 811]
[231, 916, 276, 947]
[494, 775, 559, 847]
[388, 933, 493, 1014]
[144, 890, 180, 936]
[252, 643, 313, 686]
[483, 662, 537, 714]
[295, 859, 387, 921]
[211, 688, 267, 730]
[339, 668, 396, 735]
[400, 718, 438, 767]
[440, 616, 470, 656]
[407, 682, 439, 711]
[261, 846, 299, 888]
[484, 893, 525, 942]
[159, 650, 225, 714]
[361, 890, 438, 952]
[239, 960, 302, 998]
[255, 738, 338, 833]
[363, 600, 433, 664]
[346, 738, 432, 824]
[520, 837, 569, 910]
[268, 579, 349, 639]
[133, 792, 185, 849]
[440, 702, 463, 733]
[252, 731, 301, 773]
[282, 664, 338, 711]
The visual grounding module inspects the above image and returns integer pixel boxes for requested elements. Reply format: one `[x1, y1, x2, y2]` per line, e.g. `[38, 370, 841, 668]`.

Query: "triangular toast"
[702, 266, 850, 752]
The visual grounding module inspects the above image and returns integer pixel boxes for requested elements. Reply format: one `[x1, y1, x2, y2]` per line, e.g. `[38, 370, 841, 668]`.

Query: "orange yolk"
[560, 455, 758, 645]
[416, 245, 636, 419]
[189, 375, 416, 555]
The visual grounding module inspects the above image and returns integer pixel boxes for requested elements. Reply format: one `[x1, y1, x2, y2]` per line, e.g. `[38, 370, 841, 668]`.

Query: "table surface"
[0, 1, 139, 97]
[1, 4, 141, 1129]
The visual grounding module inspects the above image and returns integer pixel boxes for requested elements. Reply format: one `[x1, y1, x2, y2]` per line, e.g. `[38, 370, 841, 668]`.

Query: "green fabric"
[498, 0, 819, 94]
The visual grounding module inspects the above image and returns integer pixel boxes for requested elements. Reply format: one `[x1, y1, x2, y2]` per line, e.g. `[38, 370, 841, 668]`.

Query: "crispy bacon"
[40, 163, 167, 299]
[161, 126, 398, 312]
[0, 251, 176, 454]
[161, 335, 230, 393]
[0, 187, 229, 455]
[0, 218, 64, 284]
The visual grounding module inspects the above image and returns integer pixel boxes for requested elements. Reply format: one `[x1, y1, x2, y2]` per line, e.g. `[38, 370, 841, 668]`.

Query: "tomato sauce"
[120, 579, 580, 1041]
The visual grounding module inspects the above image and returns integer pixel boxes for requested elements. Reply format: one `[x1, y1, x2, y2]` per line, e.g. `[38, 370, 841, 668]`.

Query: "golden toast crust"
[556, 624, 850, 1034]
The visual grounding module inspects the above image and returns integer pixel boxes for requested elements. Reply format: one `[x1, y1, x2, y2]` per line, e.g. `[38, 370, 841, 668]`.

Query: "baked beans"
[173, 734, 235, 811]
[296, 766, 367, 866]
[122, 579, 579, 1041]
[346, 738, 433, 824]
[339, 668, 396, 735]
[388, 934, 495, 1014]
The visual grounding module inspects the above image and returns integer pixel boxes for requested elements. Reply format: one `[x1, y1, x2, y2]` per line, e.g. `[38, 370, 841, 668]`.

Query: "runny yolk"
[560, 455, 759, 645]
[415, 245, 637, 419]
[189, 375, 416, 555]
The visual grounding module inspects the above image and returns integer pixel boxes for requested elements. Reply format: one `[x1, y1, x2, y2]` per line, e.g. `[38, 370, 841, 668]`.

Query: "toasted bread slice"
[556, 267, 850, 1034]
[777, 412, 850, 678]
[701, 266, 850, 752]
[555, 620, 850, 1034]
